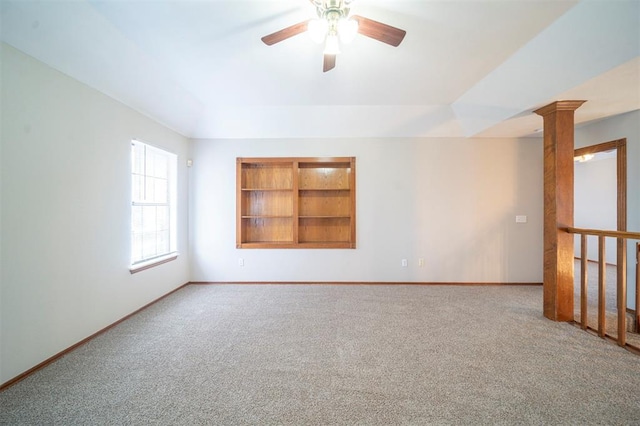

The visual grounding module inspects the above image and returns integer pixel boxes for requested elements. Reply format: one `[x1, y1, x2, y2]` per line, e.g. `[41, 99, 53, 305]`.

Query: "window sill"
[130, 253, 178, 274]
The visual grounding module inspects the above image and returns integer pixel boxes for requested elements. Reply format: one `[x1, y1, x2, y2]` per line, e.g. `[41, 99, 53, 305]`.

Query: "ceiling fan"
[261, 0, 406, 72]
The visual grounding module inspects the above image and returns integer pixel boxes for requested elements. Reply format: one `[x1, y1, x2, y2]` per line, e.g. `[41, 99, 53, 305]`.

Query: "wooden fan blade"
[261, 21, 309, 46]
[352, 15, 406, 47]
[323, 54, 336, 72]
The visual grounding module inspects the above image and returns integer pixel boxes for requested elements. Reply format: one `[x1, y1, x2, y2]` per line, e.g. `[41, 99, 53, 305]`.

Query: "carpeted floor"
[1, 284, 639, 425]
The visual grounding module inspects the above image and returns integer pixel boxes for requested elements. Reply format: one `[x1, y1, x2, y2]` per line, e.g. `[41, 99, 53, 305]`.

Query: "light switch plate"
[515, 215, 527, 223]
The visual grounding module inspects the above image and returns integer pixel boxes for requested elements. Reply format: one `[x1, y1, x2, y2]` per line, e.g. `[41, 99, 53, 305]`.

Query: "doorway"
[573, 138, 636, 337]
[574, 138, 627, 264]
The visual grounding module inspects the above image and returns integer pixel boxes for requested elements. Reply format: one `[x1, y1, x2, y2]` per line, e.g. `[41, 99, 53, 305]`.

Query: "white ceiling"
[1, 0, 638, 139]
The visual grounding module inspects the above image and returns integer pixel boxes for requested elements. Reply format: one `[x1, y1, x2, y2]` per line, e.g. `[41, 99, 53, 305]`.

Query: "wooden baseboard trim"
[626, 343, 640, 356]
[189, 281, 543, 286]
[571, 322, 640, 356]
[0, 282, 190, 392]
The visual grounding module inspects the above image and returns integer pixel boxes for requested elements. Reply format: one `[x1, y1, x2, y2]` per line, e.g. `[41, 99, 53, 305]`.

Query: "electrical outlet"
[401, 259, 408, 267]
[515, 215, 527, 223]
[418, 258, 425, 267]
[238, 258, 244, 267]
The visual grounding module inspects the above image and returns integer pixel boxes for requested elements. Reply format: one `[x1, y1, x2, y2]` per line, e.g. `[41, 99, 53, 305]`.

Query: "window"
[130, 140, 177, 272]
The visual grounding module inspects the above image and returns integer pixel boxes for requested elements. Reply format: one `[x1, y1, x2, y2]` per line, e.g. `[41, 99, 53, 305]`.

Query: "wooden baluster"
[581, 234, 588, 330]
[636, 243, 640, 332]
[617, 238, 627, 347]
[598, 235, 606, 338]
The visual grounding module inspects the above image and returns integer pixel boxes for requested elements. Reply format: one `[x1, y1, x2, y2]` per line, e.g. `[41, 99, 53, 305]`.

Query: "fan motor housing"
[317, 0, 349, 20]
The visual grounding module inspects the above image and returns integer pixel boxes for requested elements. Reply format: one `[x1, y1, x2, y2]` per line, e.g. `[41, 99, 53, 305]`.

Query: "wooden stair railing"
[637, 242, 640, 333]
[565, 227, 640, 353]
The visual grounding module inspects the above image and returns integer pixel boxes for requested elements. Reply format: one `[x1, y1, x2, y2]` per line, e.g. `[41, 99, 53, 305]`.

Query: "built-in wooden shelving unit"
[237, 157, 356, 248]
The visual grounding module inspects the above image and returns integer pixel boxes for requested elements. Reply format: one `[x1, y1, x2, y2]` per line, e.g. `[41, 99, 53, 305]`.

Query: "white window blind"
[131, 140, 177, 266]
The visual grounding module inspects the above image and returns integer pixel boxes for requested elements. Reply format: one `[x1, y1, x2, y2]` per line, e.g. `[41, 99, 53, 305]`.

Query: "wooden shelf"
[299, 188, 349, 191]
[242, 188, 293, 192]
[299, 215, 351, 219]
[242, 215, 293, 219]
[240, 241, 294, 245]
[297, 242, 354, 248]
[237, 157, 355, 249]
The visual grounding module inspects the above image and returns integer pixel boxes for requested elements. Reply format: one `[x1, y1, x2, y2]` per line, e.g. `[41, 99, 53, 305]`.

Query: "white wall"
[575, 110, 640, 310]
[190, 137, 543, 284]
[574, 155, 617, 263]
[0, 44, 190, 384]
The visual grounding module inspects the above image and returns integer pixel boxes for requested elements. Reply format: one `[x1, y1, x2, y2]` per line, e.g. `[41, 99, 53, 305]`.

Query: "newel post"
[534, 100, 585, 321]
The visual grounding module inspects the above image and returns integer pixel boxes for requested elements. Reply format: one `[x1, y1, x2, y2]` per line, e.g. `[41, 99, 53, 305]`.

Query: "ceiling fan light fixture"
[574, 154, 595, 163]
[308, 19, 328, 43]
[261, 0, 406, 71]
[324, 33, 341, 55]
[338, 18, 358, 44]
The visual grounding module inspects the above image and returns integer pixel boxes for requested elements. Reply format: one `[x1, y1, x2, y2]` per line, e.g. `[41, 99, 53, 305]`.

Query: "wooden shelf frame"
[237, 157, 356, 249]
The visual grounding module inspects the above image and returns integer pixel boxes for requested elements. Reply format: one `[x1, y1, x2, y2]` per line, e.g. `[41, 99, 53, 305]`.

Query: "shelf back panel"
[299, 190, 351, 217]
[298, 167, 350, 190]
[298, 217, 351, 243]
[242, 191, 293, 217]
[242, 164, 293, 189]
[242, 217, 293, 243]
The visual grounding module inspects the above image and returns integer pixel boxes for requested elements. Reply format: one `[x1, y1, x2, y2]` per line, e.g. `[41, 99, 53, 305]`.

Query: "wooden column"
[534, 101, 585, 321]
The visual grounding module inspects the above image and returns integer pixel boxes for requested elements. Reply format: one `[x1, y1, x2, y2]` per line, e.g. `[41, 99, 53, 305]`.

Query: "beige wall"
[190, 137, 544, 283]
[0, 44, 191, 384]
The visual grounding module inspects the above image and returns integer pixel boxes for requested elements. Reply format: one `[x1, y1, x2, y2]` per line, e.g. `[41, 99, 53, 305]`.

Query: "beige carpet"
[1, 284, 639, 425]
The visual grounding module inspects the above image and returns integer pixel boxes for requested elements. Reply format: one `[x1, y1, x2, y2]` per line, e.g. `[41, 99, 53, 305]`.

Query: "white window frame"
[130, 139, 178, 273]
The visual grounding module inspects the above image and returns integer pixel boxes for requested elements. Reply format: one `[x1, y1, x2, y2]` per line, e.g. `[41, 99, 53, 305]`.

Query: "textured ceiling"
[1, 0, 638, 139]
